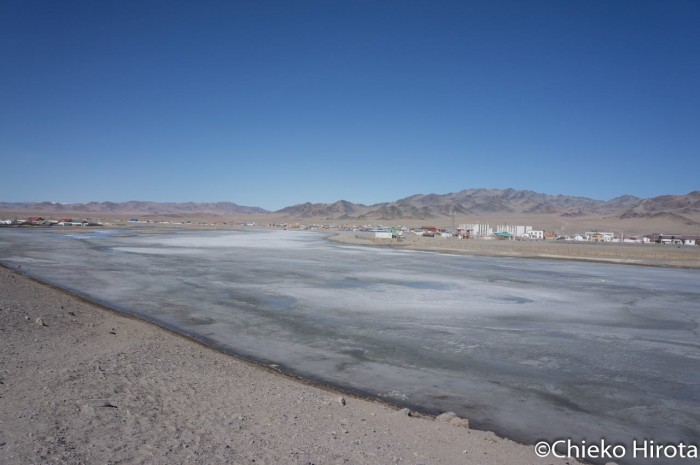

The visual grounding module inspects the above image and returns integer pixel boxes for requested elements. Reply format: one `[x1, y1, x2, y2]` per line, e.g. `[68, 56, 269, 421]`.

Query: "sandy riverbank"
[0, 265, 580, 465]
[329, 231, 700, 268]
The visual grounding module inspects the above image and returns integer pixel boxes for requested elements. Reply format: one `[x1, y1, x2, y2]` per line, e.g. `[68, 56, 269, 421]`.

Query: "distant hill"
[275, 200, 365, 218]
[2, 190, 700, 225]
[0, 201, 268, 216]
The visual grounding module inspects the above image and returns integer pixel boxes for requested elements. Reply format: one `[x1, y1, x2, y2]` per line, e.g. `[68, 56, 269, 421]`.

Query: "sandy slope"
[0, 266, 580, 465]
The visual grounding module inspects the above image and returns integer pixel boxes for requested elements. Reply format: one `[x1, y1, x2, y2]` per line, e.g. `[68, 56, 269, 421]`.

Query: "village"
[349, 224, 698, 246]
[2, 215, 698, 246]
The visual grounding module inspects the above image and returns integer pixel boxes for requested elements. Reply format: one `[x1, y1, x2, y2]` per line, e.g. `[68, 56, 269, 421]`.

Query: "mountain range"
[0, 201, 267, 216]
[273, 189, 700, 224]
[2, 189, 699, 225]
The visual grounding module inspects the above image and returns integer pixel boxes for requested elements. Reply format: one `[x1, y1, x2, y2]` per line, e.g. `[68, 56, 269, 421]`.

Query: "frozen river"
[1, 229, 698, 460]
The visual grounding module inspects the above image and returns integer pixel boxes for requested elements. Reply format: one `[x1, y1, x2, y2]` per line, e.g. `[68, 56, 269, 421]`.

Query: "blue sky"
[1, 1, 698, 210]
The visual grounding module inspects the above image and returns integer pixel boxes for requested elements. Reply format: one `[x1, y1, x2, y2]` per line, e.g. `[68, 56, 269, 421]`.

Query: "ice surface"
[1, 228, 698, 463]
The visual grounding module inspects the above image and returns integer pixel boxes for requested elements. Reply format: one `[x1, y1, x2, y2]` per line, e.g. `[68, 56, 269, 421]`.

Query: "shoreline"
[0, 262, 432, 417]
[327, 231, 700, 269]
[0, 264, 580, 464]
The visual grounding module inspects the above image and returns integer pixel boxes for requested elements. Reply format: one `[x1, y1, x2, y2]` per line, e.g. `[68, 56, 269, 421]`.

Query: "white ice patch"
[112, 247, 203, 256]
[128, 230, 318, 250]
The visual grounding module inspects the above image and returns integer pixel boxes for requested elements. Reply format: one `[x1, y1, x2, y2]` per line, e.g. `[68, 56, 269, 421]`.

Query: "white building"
[525, 230, 544, 239]
[496, 225, 533, 237]
[459, 224, 492, 237]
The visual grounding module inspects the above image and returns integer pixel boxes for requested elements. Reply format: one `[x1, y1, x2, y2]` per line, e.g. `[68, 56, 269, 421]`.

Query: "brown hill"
[620, 191, 700, 216]
[0, 201, 268, 216]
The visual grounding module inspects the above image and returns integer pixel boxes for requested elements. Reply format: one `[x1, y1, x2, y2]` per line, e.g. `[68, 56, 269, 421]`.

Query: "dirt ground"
[0, 266, 580, 465]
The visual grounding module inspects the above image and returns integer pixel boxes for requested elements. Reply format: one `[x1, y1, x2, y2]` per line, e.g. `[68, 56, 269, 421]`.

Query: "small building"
[523, 230, 544, 239]
[586, 231, 615, 242]
[588, 232, 606, 242]
[648, 234, 698, 245]
[494, 231, 513, 240]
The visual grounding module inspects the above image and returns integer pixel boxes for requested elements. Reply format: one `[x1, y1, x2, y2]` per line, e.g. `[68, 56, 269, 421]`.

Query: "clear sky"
[1, 1, 698, 210]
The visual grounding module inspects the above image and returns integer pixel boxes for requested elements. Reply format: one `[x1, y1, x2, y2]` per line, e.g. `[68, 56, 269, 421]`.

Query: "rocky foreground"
[0, 265, 579, 465]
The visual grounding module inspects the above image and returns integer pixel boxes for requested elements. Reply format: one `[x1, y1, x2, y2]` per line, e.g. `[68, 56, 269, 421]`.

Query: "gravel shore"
[0, 265, 579, 465]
